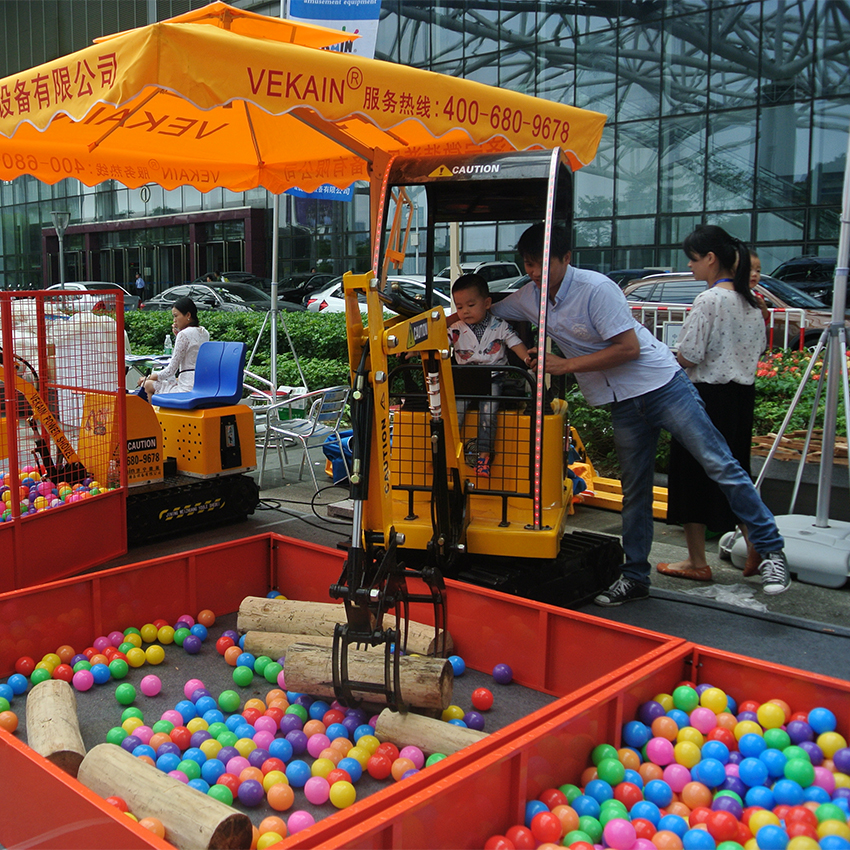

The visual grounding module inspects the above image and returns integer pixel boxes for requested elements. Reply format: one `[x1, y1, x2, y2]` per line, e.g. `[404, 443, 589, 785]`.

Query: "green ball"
[782, 745, 811, 763]
[285, 704, 308, 723]
[208, 722, 229, 740]
[784, 758, 815, 787]
[108, 659, 129, 680]
[714, 789, 743, 805]
[115, 683, 136, 705]
[73, 660, 92, 672]
[118, 641, 136, 654]
[673, 685, 700, 712]
[600, 799, 628, 814]
[106, 726, 129, 745]
[559, 783, 582, 803]
[173, 628, 191, 647]
[253, 656, 272, 676]
[600, 807, 627, 827]
[208, 784, 233, 806]
[764, 728, 791, 751]
[564, 830, 593, 846]
[217, 730, 238, 748]
[263, 662, 283, 684]
[597, 756, 626, 786]
[177, 759, 202, 780]
[591, 743, 618, 765]
[124, 627, 141, 636]
[218, 690, 241, 713]
[0, 697, 10, 713]
[232, 665, 254, 687]
[425, 753, 447, 767]
[152, 719, 175, 734]
[816, 803, 846, 823]
[578, 815, 603, 843]
[121, 707, 144, 722]
[717, 842, 745, 850]
[30, 668, 51, 685]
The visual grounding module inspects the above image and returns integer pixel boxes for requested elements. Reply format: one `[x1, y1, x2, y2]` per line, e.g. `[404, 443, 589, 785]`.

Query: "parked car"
[770, 256, 836, 302]
[193, 271, 271, 288]
[142, 282, 304, 313]
[46, 281, 140, 312]
[436, 261, 522, 292]
[275, 272, 337, 304]
[307, 276, 452, 313]
[623, 272, 846, 350]
[605, 268, 669, 287]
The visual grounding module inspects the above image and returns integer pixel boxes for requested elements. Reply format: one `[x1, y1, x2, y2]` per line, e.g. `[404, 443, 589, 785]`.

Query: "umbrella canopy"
[0, 2, 606, 194]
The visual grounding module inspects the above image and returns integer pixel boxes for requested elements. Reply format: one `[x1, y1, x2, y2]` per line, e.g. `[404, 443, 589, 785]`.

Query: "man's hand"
[525, 347, 572, 375]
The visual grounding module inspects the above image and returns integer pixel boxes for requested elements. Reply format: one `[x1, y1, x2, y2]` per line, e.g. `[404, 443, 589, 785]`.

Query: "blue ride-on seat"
[151, 341, 246, 409]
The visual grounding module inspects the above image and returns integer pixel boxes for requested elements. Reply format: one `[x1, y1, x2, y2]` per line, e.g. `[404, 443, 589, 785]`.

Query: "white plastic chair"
[259, 385, 350, 490]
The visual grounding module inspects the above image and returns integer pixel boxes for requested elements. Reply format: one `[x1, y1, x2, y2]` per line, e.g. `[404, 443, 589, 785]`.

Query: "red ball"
[241, 707, 262, 726]
[568, 843, 595, 850]
[264, 707, 285, 724]
[738, 700, 760, 714]
[633, 818, 657, 840]
[323, 709, 346, 727]
[786, 807, 819, 829]
[530, 812, 562, 844]
[366, 753, 392, 780]
[215, 636, 235, 656]
[153, 619, 168, 629]
[789, 711, 809, 723]
[376, 742, 400, 762]
[539, 788, 569, 810]
[52, 663, 74, 682]
[706, 727, 737, 749]
[170, 726, 192, 750]
[735, 822, 754, 845]
[689, 806, 712, 827]
[472, 687, 494, 711]
[676, 680, 698, 690]
[787, 822, 819, 841]
[773, 805, 791, 821]
[327, 768, 352, 785]
[216, 773, 241, 795]
[15, 656, 35, 676]
[105, 795, 128, 812]
[614, 781, 644, 811]
[706, 810, 739, 842]
[82, 647, 97, 660]
[261, 758, 286, 775]
[505, 825, 535, 850]
[484, 837, 517, 850]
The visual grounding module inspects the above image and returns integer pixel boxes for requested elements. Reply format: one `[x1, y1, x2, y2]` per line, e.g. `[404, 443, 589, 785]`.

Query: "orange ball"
[259, 816, 287, 837]
[319, 747, 342, 765]
[224, 646, 242, 666]
[265, 689, 287, 704]
[138, 817, 165, 838]
[391, 757, 415, 781]
[639, 762, 664, 783]
[715, 712, 738, 731]
[55, 644, 76, 663]
[652, 831, 684, 849]
[240, 767, 265, 784]
[681, 782, 712, 810]
[197, 609, 216, 627]
[250, 825, 260, 850]
[136, 755, 155, 767]
[330, 737, 353, 756]
[90, 653, 109, 666]
[667, 802, 692, 818]
[618, 747, 641, 770]
[244, 698, 266, 713]
[267, 782, 295, 812]
[303, 720, 327, 738]
[0, 711, 19, 733]
[552, 804, 579, 835]
[652, 716, 680, 741]
[768, 698, 792, 723]
[580, 766, 598, 786]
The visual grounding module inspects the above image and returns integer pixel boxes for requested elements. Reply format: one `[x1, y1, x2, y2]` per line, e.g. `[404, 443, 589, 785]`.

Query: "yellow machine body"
[156, 403, 256, 479]
[125, 394, 165, 485]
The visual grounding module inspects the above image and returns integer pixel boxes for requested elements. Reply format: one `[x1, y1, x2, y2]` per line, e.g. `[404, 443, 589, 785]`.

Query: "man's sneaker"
[758, 551, 791, 595]
[476, 456, 491, 477]
[594, 576, 650, 607]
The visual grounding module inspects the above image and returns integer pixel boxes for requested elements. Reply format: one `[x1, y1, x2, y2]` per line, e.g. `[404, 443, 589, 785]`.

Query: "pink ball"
[253, 731, 275, 750]
[399, 745, 425, 769]
[168, 770, 189, 783]
[277, 669, 286, 689]
[304, 776, 330, 805]
[93, 635, 111, 652]
[253, 716, 277, 735]
[813, 766, 836, 794]
[161, 709, 183, 726]
[689, 707, 718, 734]
[635, 840, 658, 850]
[140, 675, 162, 697]
[183, 678, 205, 699]
[663, 763, 692, 792]
[108, 631, 124, 647]
[645, 736, 675, 766]
[725, 763, 740, 778]
[287, 811, 316, 834]
[604, 818, 637, 850]
[134, 725, 154, 744]
[72, 669, 94, 691]
[226, 756, 250, 776]
[177, 614, 195, 627]
[307, 734, 331, 758]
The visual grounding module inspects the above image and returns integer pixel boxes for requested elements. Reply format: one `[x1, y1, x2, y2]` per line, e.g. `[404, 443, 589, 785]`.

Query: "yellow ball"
[833, 772, 850, 789]
[817, 732, 848, 758]
[244, 698, 266, 713]
[263, 770, 288, 792]
[734, 720, 764, 740]
[123, 633, 142, 648]
[441, 705, 465, 722]
[140, 624, 158, 643]
[757, 702, 786, 730]
[187, 717, 209, 733]
[787, 838, 820, 850]
[653, 693, 675, 712]
[125, 647, 146, 668]
[699, 687, 728, 714]
[744, 840, 759, 850]
[234, 737, 256, 757]
[677, 726, 705, 747]
[329, 779, 356, 809]
[748, 811, 781, 834]
[674, 741, 702, 768]
[345, 745, 370, 767]
[356, 734, 380, 755]
[200, 739, 222, 759]
[311, 757, 336, 778]
[42, 652, 61, 669]
[122, 716, 144, 734]
[818, 821, 850, 841]
[157, 626, 175, 645]
[35, 660, 54, 673]
[258, 833, 284, 850]
[145, 645, 165, 665]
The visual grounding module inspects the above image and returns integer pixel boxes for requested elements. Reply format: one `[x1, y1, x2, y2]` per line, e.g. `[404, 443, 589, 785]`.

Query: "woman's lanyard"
[712, 277, 733, 287]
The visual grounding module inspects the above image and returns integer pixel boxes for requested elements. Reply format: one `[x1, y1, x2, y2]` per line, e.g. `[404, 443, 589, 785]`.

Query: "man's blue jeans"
[610, 369, 783, 586]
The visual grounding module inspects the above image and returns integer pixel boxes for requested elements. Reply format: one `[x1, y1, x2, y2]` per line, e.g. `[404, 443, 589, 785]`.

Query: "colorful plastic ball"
[218, 690, 240, 713]
[7, 674, 27, 695]
[448, 655, 466, 676]
[90, 663, 111, 685]
[304, 776, 330, 805]
[115, 683, 136, 705]
[0, 710, 19, 733]
[682, 827, 716, 850]
[157, 626, 175, 645]
[287, 811, 316, 834]
[108, 659, 129, 680]
[472, 687, 494, 711]
[14, 656, 35, 676]
[207, 784, 233, 806]
[464, 711, 485, 731]
[182, 635, 202, 655]
[647, 737, 676, 766]
[604, 818, 638, 850]
[72, 669, 94, 691]
[672, 687, 700, 713]
[808, 708, 837, 735]
[30, 668, 51, 686]
[197, 609, 216, 627]
[267, 782, 295, 812]
[492, 663, 513, 684]
[237, 778, 264, 807]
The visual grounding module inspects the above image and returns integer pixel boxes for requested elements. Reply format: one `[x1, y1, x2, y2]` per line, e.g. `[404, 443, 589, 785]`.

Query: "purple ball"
[737, 711, 758, 723]
[285, 730, 308, 755]
[695, 683, 713, 696]
[799, 741, 824, 765]
[217, 746, 239, 765]
[248, 748, 271, 768]
[833, 787, 850, 802]
[183, 635, 202, 654]
[121, 735, 142, 752]
[294, 694, 313, 708]
[492, 663, 513, 685]
[342, 716, 360, 734]
[190, 688, 211, 703]
[712, 795, 743, 819]
[832, 748, 850, 774]
[720, 777, 746, 798]
[237, 778, 265, 807]
[638, 700, 666, 726]
[279, 714, 303, 734]
[156, 741, 181, 758]
[787, 720, 815, 744]
[463, 711, 485, 731]
[727, 751, 743, 765]
[190, 730, 212, 748]
[222, 630, 239, 643]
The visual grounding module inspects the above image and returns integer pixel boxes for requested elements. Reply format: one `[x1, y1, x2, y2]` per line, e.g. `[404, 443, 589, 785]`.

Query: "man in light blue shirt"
[491, 223, 790, 604]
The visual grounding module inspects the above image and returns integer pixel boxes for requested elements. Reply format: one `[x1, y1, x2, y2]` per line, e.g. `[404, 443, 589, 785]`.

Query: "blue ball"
[524, 799, 548, 827]
[738, 732, 767, 758]
[0, 683, 13, 702]
[202, 708, 224, 725]
[808, 707, 837, 734]
[759, 747, 787, 778]
[132, 744, 156, 760]
[224, 713, 245, 732]
[631, 801, 661, 825]
[238, 634, 246, 649]
[584, 778, 614, 803]
[90, 663, 112, 685]
[6, 673, 27, 695]
[175, 700, 197, 722]
[622, 720, 650, 749]
[190, 623, 208, 641]
[701, 741, 730, 764]
[156, 752, 181, 773]
[657, 815, 688, 838]
[803, 785, 830, 804]
[236, 652, 255, 670]
[667, 708, 691, 729]
[448, 655, 465, 676]
[285, 759, 311, 788]
[194, 696, 218, 716]
[744, 785, 775, 810]
[820, 837, 850, 850]
[725, 694, 737, 714]
[233, 723, 255, 740]
[738, 757, 769, 787]
[755, 824, 788, 850]
[187, 778, 210, 794]
[337, 756, 363, 782]
[308, 700, 331, 721]
[623, 768, 644, 789]
[772, 778, 804, 806]
[682, 828, 716, 850]
[325, 722, 349, 741]
[693, 757, 726, 789]
[644, 779, 673, 807]
[268, 737, 293, 763]
[572, 794, 601, 819]
[447, 718, 468, 728]
[201, 758, 226, 784]
[182, 747, 206, 765]
[353, 724, 375, 742]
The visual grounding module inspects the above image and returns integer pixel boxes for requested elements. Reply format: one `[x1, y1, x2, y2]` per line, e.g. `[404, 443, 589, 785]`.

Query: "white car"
[46, 281, 140, 312]
[436, 261, 523, 292]
[307, 275, 452, 313]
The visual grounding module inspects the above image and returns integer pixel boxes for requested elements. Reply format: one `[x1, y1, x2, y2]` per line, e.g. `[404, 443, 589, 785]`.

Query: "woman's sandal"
[656, 563, 713, 582]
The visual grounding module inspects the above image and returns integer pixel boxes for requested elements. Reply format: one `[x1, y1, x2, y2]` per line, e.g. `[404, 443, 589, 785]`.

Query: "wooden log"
[374, 707, 488, 755]
[77, 743, 252, 850]
[237, 596, 452, 656]
[25, 679, 86, 777]
[283, 641, 453, 710]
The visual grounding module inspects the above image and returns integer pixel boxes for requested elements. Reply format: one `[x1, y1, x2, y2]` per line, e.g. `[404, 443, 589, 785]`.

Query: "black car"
[770, 256, 836, 302]
[142, 282, 304, 313]
[275, 272, 337, 304]
[605, 268, 668, 287]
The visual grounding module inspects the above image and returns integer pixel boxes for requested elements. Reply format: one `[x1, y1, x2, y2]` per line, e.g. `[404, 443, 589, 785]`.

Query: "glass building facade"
[1, 0, 848, 290]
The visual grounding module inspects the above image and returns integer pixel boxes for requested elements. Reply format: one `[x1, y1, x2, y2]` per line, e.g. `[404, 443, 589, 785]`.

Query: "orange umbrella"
[0, 2, 606, 194]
